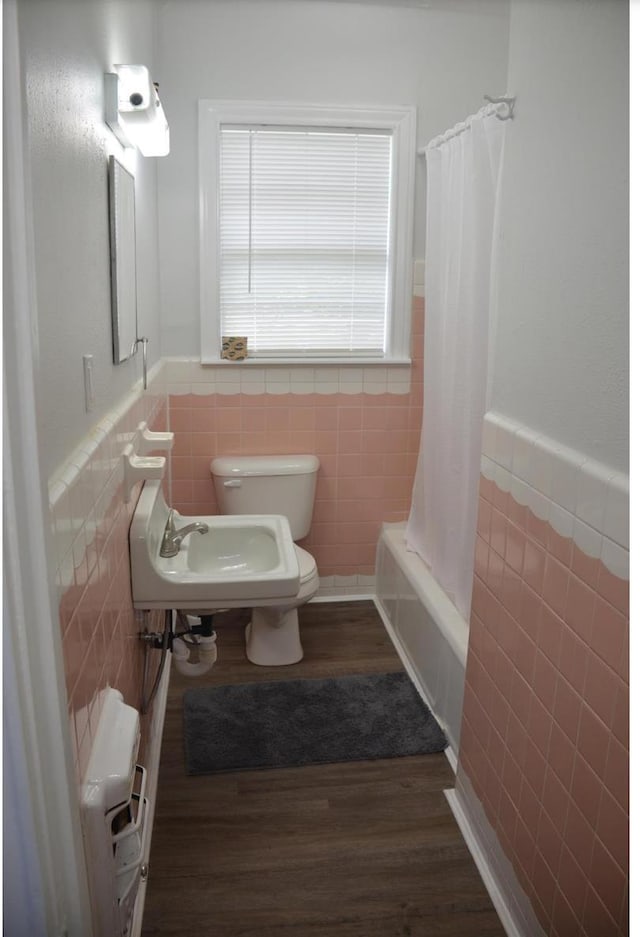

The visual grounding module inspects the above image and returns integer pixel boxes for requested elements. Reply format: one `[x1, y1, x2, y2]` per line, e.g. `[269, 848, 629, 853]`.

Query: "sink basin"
[186, 526, 280, 575]
[129, 481, 300, 609]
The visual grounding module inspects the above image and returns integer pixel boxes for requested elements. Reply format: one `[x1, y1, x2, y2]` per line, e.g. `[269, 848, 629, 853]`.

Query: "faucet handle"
[166, 509, 176, 533]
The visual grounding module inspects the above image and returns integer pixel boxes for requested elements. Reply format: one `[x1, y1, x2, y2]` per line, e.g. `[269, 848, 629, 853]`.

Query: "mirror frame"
[108, 155, 138, 363]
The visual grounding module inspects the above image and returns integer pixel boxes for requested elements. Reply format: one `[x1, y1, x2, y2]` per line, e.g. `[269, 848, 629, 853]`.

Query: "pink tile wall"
[461, 477, 628, 936]
[169, 300, 425, 579]
[52, 398, 167, 784]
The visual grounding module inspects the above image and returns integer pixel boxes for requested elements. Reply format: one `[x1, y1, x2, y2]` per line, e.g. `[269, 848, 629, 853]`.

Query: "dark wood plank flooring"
[141, 601, 506, 937]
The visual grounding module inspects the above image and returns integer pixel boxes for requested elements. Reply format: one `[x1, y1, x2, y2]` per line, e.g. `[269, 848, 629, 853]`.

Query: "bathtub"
[374, 522, 469, 766]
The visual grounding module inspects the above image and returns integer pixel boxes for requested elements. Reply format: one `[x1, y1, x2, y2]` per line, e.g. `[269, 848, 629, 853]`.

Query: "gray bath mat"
[183, 671, 448, 775]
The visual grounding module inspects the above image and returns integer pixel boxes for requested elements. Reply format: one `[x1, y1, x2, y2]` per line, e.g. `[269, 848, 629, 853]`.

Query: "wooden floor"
[141, 601, 506, 937]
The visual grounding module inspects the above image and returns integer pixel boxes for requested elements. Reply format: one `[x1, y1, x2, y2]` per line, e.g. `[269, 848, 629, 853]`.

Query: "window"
[199, 102, 416, 364]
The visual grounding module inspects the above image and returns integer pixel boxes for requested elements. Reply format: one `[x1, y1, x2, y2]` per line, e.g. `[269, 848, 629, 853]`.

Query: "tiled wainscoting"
[459, 413, 629, 936]
[165, 298, 425, 595]
[48, 366, 168, 783]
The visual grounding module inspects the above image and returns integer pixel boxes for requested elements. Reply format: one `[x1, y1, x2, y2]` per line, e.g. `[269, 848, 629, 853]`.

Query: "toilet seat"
[294, 545, 317, 587]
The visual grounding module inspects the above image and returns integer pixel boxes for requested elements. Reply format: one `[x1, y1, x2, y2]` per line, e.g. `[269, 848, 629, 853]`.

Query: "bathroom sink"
[129, 481, 300, 609]
[185, 525, 281, 575]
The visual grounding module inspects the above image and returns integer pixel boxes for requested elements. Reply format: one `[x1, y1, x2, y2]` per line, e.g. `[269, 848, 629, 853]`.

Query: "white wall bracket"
[123, 445, 165, 503]
[136, 423, 174, 454]
[122, 422, 174, 502]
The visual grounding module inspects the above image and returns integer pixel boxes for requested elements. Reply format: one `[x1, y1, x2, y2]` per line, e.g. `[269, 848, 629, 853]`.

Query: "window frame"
[198, 100, 416, 365]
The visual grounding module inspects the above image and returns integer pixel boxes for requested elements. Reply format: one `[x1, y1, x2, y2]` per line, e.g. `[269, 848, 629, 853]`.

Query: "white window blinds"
[218, 126, 393, 358]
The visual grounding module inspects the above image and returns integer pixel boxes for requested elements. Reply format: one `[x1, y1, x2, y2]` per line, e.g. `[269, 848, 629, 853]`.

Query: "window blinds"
[218, 127, 392, 357]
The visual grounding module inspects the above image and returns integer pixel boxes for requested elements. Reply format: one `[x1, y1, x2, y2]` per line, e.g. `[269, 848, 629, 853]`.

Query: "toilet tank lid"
[211, 455, 320, 477]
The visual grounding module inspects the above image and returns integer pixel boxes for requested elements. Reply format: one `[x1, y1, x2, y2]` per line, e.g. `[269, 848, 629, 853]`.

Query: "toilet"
[210, 454, 320, 666]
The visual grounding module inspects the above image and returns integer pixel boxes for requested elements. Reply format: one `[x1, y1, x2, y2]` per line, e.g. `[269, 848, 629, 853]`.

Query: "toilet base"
[245, 606, 303, 666]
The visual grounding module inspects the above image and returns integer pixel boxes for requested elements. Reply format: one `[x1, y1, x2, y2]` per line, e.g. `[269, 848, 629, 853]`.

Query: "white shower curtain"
[406, 105, 506, 621]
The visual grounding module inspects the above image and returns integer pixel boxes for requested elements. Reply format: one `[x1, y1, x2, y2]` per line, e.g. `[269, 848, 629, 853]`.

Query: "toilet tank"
[211, 455, 320, 540]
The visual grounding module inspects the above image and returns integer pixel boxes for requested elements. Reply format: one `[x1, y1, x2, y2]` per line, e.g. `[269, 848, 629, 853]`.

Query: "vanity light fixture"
[105, 64, 170, 157]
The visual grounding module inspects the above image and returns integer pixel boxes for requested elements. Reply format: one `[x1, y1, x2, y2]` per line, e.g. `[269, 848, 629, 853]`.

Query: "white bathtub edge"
[380, 523, 469, 668]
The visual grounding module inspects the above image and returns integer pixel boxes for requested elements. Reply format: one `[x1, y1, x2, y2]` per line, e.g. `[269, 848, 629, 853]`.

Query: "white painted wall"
[489, 0, 629, 471]
[18, 0, 163, 480]
[155, 0, 510, 355]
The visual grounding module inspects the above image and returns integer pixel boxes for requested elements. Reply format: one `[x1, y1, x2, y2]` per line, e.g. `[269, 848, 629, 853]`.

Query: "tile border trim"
[163, 358, 413, 397]
[481, 412, 628, 578]
[48, 361, 166, 509]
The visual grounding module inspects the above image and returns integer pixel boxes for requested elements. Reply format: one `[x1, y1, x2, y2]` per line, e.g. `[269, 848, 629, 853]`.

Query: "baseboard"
[445, 778, 546, 937]
[310, 592, 375, 603]
[443, 744, 458, 774]
[130, 653, 172, 937]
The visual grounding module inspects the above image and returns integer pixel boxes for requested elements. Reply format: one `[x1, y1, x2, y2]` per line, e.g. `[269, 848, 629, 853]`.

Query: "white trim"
[309, 592, 375, 603]
[412, 259, 425, 298]
[164, 356, 412, 371]
[3, 2, 94, 932]
[3, 594, 50, 936]
[481, 410, 629, 569]
[199, 99, 416, 365]
[162, 356, 412, 398]
[445, 776, 547, 937]
[48, 357, 166, 501]
[199, 356, 413, 367]
[444, 790, 524, 937]
[444, 745, 458, 774]
[130, 656, 171, 937]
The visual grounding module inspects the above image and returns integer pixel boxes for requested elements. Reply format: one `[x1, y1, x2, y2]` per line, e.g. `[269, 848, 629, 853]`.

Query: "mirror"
[108, 155, 138, 363]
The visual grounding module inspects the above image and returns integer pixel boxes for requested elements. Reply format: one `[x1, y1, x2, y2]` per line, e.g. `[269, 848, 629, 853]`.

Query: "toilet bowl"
[244, 545, 319, 665]
[211, 455, 320, 665]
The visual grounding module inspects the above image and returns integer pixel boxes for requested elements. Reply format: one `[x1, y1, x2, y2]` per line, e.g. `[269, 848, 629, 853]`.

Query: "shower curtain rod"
[418, 94, 515, 155]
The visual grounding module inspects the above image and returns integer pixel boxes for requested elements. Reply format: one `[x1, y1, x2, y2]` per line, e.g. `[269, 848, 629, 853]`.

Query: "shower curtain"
[406, 105, 506, 621]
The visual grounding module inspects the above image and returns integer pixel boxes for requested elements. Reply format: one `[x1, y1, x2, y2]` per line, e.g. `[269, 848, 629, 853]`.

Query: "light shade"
[105, 64, 170, 157]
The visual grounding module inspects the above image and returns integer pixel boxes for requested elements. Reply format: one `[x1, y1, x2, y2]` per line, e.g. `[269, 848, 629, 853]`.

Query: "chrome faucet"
[160, 510, 209, 558]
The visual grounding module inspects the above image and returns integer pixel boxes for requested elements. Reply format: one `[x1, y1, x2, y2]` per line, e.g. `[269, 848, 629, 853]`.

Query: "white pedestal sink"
[129, 481, 300, 610]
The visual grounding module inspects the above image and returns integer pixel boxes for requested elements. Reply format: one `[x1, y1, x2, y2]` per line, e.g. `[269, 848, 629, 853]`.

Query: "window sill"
[200, 356, 412, 367]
